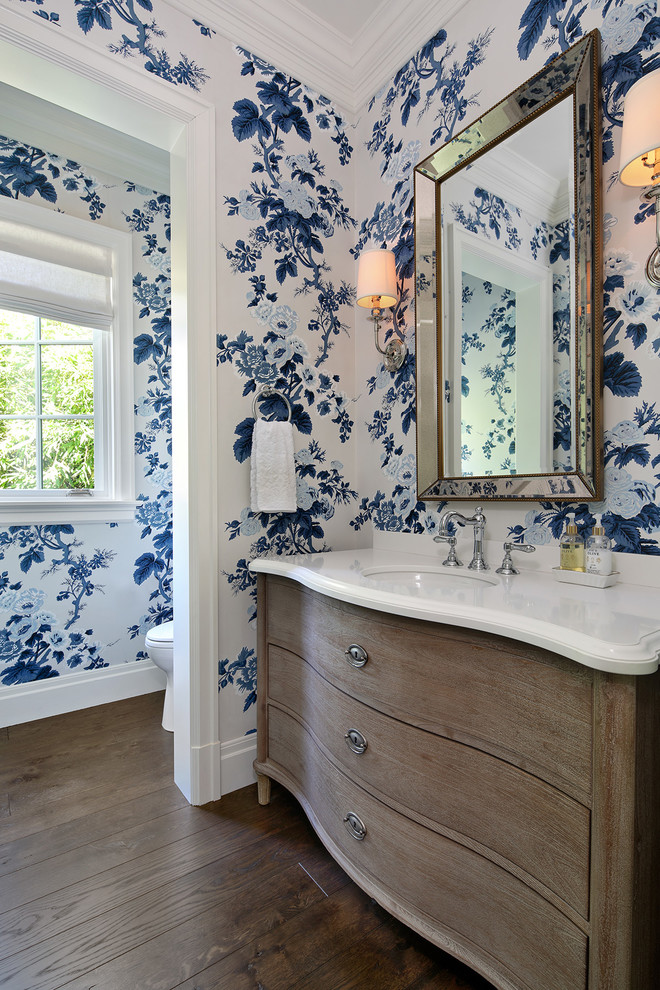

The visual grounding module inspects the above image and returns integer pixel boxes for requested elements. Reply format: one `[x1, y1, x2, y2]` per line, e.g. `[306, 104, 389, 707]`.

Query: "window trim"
[0, 198, 136, 523]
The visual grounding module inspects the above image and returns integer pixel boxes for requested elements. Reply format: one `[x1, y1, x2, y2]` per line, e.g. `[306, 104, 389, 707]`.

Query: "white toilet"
[145, 620, 174, 731]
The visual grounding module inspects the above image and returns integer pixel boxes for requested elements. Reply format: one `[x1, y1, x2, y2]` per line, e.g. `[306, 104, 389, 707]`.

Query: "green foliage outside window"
[0, 310, 95, 491]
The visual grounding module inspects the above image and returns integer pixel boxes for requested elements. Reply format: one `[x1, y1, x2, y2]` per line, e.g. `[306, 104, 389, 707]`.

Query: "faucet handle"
[496, 541, 536, 575]
[433, 534, 464, 567]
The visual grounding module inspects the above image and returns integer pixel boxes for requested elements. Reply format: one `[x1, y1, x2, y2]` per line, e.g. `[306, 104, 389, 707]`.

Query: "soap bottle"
[586, 525, 612, 576]
[559, 516, 585, 571]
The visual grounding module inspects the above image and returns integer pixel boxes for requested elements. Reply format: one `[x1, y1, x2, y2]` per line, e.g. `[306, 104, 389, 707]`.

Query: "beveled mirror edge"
[414, 29, 603, 503]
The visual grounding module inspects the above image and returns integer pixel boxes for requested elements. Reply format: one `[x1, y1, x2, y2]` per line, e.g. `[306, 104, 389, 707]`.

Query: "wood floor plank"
[171, 882, 386, 990]
[0, 696, 173, 842]
[0, 803, 235, 912]
[0, 696, 494, 990]
[3, 826, 330, 990]
[0, 775, 289, 879]
[0, 808, 314, 960]
[57, 860, 349, 990]
[1, 728, 172, 797]
[5, 695, 165, 752]
[0, 784, 189, 877]
[289, 921, 452, 990]
[0, 745, 174, 841]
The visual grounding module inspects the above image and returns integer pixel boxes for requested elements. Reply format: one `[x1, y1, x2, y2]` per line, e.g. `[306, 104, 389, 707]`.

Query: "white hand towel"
[250, 418, 297, 513]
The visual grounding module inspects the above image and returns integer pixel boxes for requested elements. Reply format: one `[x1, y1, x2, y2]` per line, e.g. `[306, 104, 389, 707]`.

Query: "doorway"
[0, 9, 220, 804]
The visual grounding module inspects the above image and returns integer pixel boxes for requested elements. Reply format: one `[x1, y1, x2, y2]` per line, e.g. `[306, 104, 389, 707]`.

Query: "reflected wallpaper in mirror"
[415, 31, 602, 501]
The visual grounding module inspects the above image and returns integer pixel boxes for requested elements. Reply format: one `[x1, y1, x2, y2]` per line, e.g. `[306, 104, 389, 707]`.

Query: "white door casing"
[0, 6, 220, 804]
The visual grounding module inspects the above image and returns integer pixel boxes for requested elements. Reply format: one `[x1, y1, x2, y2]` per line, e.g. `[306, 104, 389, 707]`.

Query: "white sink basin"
[361, 564, 498, 594]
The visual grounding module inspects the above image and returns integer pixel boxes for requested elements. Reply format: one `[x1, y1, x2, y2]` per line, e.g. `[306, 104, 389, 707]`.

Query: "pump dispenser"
[586, 525, 612, 576]
[559, 515, 585, 571]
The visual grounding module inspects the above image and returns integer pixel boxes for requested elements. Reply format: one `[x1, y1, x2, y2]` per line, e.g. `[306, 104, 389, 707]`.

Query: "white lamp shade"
[356, 248, 397, 308]
[619, 70, 660, 186]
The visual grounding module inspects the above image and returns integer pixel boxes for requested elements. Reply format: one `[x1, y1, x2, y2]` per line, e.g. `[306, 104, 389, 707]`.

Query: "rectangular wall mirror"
[414, 31, 603, 501]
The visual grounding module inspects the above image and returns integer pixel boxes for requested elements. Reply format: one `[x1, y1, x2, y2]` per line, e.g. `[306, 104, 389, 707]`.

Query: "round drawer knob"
[344, 644, 368, 668]
[343, 811, 367, 841]
[344, 728, 368, 755]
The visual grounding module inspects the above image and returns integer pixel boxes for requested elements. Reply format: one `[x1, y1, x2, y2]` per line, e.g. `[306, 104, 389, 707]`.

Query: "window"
[0, 197, 135, 522]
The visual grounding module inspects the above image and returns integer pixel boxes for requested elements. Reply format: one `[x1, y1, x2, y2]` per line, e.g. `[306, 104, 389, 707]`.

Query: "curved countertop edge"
[249, 552, 660, 676]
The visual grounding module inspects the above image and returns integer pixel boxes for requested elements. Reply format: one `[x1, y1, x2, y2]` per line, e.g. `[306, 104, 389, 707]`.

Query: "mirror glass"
[415, 31, 602, 501]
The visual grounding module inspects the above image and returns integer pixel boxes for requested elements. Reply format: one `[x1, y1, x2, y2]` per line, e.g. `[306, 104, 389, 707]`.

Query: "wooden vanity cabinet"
[254, 574, 660, 990]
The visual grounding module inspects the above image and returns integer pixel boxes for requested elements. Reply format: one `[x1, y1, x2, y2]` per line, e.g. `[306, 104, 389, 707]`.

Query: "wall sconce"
[356, 248, 407, 372]
[619, 70, 660, 287]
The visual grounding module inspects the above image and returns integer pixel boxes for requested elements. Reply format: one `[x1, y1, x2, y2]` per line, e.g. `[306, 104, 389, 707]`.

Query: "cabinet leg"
[256, 773, 271, 805]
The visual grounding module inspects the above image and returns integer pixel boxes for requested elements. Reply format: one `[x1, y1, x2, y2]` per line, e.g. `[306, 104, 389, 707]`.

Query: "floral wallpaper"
[2, 0, 660, 755]
[0, 133, 172, 684]
[461, 276, 517, 475]
[353, 0, 660, 557]
[216, 47, 359, 725]
[447, 168, 572, 477]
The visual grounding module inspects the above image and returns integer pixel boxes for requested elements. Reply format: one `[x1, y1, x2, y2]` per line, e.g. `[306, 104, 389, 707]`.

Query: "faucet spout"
[438, 506, 488, 571]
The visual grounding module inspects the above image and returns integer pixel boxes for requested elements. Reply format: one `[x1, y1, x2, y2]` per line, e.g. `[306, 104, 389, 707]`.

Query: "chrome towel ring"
[252, 385, 292, 422]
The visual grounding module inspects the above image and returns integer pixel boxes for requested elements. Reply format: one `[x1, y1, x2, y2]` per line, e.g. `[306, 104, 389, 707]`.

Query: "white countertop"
[249, 548, 660, 675]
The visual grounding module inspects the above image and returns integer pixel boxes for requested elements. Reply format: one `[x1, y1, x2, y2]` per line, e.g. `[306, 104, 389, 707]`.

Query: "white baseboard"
[0, 659, 167, 728]
[221, 733, 257, 796]
[185, 733, 256, 805]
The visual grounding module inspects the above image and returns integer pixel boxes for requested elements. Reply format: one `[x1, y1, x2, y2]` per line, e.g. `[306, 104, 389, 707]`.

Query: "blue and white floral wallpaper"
[0, 134, 172, 684]
[441, 165, 572, 477]
[2, 0, 660, 759]
[215, 47, 360, 733]
[353, 0, 660, 555]
[461, 276, 518, 476]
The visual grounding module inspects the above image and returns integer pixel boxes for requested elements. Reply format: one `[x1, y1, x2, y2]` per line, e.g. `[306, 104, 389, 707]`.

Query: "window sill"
[0, 499, 137, 525]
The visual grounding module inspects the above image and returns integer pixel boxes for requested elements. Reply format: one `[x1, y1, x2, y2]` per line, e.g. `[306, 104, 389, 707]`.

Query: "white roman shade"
[0, 198, 114, 329]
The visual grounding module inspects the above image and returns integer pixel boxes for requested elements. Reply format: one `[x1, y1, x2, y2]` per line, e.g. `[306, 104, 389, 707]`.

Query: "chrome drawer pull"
[343, 811, 367, 841]
[344, 644, 368, 668]
[344, 728, 368, 755]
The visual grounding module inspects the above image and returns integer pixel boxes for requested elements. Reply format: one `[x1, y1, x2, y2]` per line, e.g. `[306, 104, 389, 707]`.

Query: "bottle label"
[586, 548, 612, 575]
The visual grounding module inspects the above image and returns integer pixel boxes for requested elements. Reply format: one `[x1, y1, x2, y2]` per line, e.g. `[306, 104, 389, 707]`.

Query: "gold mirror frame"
[414, 30, 602, 501]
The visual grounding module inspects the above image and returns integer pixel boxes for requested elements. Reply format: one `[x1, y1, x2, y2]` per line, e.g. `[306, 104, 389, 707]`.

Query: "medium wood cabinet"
[254, 573, 659, 990]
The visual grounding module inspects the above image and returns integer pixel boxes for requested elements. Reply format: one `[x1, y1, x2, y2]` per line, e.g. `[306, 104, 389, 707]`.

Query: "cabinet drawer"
[268, 645, 590, 918]
[267, 707, 588, 990]
[266, 577, 593, 800]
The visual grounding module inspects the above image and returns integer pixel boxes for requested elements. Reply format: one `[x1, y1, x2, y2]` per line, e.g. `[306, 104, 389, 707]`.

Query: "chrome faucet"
[436, 505, 488, 571]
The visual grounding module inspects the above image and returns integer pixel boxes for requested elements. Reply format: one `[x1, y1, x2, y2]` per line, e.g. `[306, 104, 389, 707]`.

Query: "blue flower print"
[518, 0, 659, 162]
[235, 189, 260, 221]
[617, 280, 659, 324]
[601, 467, 648, 519]
[278, 179, 316, 218]
[136, 499, 170, 533]
[269, 305, 299, 336]
[74, 0, 209, 91]
[2, 658, 57, 685]
[219, 647, 257, 712]
[0, 131, 172, 684]
[521, 512, 555, 546]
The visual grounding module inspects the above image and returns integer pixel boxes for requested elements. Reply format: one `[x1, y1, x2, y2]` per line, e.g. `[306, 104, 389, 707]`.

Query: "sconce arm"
[369, 307, 407, 373]
[645, 186, 660, 288]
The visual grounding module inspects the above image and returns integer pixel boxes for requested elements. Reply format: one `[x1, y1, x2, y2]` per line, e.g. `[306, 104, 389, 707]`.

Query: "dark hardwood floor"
[0, 693, 494, 990]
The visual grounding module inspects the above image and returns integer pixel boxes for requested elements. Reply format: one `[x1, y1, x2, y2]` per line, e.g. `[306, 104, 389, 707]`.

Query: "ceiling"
[167, 0, 471, 116]
[294, 0, 386, 37]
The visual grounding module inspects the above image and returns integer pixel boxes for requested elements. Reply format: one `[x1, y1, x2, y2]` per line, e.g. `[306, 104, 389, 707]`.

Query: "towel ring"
[252, 386, 292, 422]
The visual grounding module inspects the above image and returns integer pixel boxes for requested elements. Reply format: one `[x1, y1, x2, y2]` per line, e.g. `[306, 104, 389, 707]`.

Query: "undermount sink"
[361, 564, 498, 593]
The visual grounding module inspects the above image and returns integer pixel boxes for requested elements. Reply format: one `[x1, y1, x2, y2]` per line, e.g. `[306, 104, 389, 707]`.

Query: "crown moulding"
[165, 0, 471, 117]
